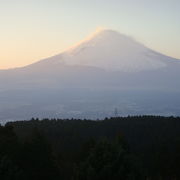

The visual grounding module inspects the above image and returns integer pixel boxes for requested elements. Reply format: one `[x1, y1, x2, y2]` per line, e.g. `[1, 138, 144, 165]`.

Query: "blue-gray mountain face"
[0, 30, 180, 123]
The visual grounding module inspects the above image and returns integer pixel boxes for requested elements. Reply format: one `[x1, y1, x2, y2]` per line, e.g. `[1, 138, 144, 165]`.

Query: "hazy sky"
[0, 0, 180, 69]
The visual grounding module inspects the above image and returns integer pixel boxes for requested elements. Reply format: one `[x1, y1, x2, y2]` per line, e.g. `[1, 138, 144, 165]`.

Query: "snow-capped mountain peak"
[59, 29, 169, 72]
[28, 29, 179, 72]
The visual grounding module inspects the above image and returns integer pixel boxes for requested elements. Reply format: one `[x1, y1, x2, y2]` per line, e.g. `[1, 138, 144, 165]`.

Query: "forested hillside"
[0, 116, 180, 179]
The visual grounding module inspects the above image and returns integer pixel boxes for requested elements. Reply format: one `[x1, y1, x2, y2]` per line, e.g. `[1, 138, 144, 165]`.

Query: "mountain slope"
[0, 29, 180, 122]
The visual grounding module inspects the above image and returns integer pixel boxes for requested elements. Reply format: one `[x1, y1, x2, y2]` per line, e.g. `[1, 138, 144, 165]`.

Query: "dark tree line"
[0, 116, 180, 179]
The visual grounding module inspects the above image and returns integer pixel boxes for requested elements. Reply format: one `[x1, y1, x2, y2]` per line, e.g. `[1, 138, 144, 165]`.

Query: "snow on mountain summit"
[60, 29, 169, 72]
[29, 29, 179, 72]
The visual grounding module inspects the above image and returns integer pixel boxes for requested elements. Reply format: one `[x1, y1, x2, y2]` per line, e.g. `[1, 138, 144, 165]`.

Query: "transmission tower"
[114, 108, 118, 117]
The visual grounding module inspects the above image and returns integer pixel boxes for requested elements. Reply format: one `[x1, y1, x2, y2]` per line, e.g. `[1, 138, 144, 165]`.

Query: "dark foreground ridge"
[1, 116, 180, 180]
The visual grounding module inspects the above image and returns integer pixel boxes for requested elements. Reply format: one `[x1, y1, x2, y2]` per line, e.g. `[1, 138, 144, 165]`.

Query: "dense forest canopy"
[0, 116, 180, 180]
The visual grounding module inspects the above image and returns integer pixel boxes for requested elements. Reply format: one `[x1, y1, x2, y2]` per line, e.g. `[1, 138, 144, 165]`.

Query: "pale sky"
[0, 0, 180, 69]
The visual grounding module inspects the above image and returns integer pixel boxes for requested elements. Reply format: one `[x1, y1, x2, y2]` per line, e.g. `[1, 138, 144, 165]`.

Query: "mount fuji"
[24, 29, 179, 72]
[0, 29, 180, 123]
